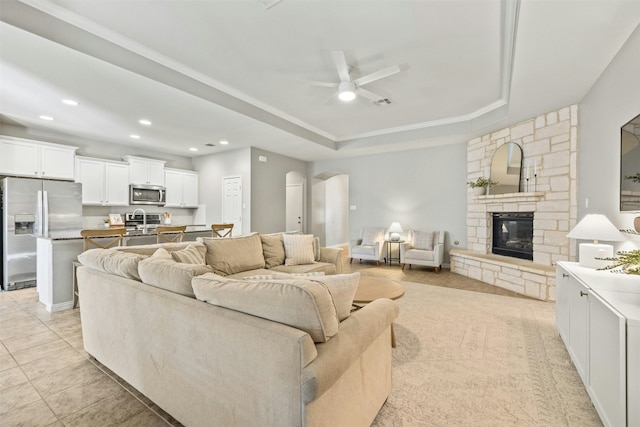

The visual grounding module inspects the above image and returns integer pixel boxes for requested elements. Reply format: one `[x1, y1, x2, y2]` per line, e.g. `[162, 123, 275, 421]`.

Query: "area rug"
[371, 281, 602, 426]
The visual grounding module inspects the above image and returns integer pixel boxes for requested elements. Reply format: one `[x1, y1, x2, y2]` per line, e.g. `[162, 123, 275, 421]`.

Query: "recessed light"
[219, 140, 229, 145]
[39, 115, 54, 121]
[139, 119, 152, 126]
[130, 134, 140, 139]
[62, 99, 78, 106]
[189, 147, 198, 152]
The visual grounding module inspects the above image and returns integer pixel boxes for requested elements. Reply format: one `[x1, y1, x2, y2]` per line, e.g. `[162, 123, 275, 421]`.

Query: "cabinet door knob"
[562, 273, 569, 278]
[580, 291, 588, 297]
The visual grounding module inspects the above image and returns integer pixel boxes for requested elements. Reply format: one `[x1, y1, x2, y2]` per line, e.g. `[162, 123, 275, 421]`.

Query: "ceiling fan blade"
[356, 87, 386, 102]
[353, 64, 401, 87]
[331, 51, 351, 82]
[308, 80, 338, 88]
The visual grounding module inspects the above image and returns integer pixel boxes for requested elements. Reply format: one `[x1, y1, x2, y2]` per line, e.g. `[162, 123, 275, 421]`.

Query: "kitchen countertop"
[40, 225, 210, 241]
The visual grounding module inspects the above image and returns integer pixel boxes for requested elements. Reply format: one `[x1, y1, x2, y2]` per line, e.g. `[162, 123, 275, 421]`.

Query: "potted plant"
[103, 218, 110, 228]
[467, 177, 498, 195]
[599, 249, 640, 274]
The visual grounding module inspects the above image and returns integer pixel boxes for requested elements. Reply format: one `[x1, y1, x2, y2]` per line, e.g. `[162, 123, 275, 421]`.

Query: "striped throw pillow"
[171, 244, 206, 264]
[283, 234, 316, 266]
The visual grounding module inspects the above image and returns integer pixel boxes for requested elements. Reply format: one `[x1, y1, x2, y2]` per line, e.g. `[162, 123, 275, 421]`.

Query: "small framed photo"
[109, 214, 124, 226]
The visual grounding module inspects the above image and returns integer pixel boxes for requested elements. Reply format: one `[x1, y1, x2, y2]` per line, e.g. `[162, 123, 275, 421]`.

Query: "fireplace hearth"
[492, 212, 534, 260]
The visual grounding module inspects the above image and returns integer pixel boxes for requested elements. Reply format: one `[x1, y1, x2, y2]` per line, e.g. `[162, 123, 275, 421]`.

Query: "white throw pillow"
[313, 272, 360, 321]
[283, 234, 316, 266]
[171, 244, 206, 264]
[414, 231, 435, 251]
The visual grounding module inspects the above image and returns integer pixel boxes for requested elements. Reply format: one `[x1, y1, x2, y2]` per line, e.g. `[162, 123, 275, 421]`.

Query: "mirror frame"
[620, 113, 640, 211]
[490, 142, 523, 195]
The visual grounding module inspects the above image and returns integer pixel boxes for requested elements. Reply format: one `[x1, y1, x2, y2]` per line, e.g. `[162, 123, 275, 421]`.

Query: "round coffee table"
[353, 276, 405, 347]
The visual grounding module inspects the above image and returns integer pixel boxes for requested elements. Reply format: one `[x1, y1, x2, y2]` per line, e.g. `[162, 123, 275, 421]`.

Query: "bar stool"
[211, 224, 234, 238]
[73, 228, 126, 309]
[156, 225, 186, 243]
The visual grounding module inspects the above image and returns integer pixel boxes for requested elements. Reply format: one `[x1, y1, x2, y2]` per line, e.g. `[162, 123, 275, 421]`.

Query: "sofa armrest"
[433, 242, 444, 265]
[319, 247, 344, 274]
[302, 298, 399, 402]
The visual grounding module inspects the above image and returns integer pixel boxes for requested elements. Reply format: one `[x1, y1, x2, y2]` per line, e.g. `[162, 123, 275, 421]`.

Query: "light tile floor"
[0, 260, 531, 426]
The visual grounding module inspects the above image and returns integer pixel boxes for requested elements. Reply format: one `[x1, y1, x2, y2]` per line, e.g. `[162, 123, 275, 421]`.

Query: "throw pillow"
[283, 234, 316, 266]
[260, 233, 286, 268]
[192, 273, 339, 343]
[361, 228, 382, 246]
[171, 244, 206, 264]
[138, 257, 213, 298]
[199, 233, 265, 276]
[244, 272, 326, 280]
[413, 231, 435, 251]
[150, 247, 173, 260]
[78, 249, 147, 281]
[313, 272, 360, 321]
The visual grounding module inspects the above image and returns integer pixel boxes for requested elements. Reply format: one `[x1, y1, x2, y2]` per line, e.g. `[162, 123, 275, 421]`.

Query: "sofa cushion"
[351, 245, 376, 256]
[313, 273, 360, 321]
[270, 262, 337, 275]
[260, 233, 285, 268]
[283, 234, 316, 266]
[199, 233, 265, 276]
[413, 231, 435, 251]
[192, 273, 339, 343]
[171, 244, 206, 264]
[78, 249, 147, 281]
[244, 272, 325, 280]
[139, 251, 213, 298]
[116, 241, 207, 258]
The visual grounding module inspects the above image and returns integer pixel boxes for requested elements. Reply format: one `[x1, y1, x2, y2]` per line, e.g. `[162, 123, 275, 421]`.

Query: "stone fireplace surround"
[450, 105, 578, 301]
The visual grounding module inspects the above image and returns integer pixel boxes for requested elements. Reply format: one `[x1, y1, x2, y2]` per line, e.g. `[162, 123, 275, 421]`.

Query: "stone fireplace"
[450, 105, 578, 301]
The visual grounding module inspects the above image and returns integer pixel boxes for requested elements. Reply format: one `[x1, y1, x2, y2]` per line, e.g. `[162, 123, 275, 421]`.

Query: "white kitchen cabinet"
[0, 137, 77, 180]
[164, 168, 199, 208]
[556, 261, 640, 427]
[122, 155, 165, 185]
[75, 156, 129, 206]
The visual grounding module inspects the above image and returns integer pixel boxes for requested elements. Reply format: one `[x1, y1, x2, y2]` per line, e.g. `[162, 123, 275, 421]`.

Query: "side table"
[385, 240, 405, 265]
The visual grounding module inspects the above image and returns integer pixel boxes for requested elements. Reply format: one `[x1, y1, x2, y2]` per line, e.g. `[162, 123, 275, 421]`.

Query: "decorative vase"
[472, 186, 486, 196]
[164, 218, 172, 225]
[104, 222, 110, 228]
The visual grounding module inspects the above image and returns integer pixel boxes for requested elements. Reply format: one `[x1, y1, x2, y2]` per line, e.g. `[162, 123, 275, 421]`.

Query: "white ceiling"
[1, 0, 639, 161]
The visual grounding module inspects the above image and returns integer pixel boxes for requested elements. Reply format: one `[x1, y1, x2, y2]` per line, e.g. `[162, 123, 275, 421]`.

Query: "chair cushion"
[405, 248, 435, 262]
[413, 231, 435, 251]
[283, 234, 316, 266]
[199, 233, 265, 276]
[260, 233, 285, 268]
[351, 245, 376, 256]
[192, 273, 339, 343]
[361, 228, 383, 246]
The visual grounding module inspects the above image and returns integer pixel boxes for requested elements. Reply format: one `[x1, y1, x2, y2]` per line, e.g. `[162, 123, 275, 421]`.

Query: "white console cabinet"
[556, 261, 640, 427]
[0, 136, 77, 180]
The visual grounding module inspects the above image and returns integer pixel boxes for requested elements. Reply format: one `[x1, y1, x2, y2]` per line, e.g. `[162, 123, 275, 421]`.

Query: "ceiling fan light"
[338, 82, 356, 102]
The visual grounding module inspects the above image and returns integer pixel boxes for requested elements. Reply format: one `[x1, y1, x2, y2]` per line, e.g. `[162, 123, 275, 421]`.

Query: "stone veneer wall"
[451, 105, 578, 301]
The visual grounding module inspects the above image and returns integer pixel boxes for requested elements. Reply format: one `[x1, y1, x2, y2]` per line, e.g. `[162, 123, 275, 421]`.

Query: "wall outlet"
[350, 205, 357, 211]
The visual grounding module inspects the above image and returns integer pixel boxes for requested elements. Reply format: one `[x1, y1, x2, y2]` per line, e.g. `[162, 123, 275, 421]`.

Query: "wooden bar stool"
[211, 224, 234, 238]
[156, 225, 186, 243]
[73, 228, 127, 308]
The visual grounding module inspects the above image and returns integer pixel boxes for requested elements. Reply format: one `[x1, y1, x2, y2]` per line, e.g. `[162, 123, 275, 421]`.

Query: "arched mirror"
[490, 142, 523, 194]
[620, 113, 640, 211]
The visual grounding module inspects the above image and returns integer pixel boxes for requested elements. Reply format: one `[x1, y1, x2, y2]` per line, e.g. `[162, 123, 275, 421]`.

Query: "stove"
[124, 213, 162, 230]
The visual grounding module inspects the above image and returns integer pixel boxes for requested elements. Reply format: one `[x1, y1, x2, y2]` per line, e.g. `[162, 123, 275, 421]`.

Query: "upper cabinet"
[122, 155, 165, 186]
[75, 156, 130, 206]
[164, 168, 199, 208]
[0, 137, 77, 180]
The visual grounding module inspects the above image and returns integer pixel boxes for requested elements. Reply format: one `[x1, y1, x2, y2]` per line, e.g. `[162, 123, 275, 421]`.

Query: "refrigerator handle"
[43, 190, 49, 237]
[36, 190, 43, 236]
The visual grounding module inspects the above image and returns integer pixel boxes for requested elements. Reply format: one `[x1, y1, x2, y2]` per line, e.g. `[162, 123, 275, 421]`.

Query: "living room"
[2, 0, 640, 425]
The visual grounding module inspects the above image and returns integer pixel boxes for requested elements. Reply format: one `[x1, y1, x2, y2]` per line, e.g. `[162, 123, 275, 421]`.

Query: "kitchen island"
[36, 226, 210, 312]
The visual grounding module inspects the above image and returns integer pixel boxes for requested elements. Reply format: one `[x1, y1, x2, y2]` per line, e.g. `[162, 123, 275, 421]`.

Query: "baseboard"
[46, 301, 74, 313]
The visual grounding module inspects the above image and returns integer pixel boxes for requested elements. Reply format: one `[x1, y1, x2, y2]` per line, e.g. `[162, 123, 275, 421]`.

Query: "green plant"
[599, 249, 640, 274]
[467, 177, 498, 188]
[625, 173, 640, 183]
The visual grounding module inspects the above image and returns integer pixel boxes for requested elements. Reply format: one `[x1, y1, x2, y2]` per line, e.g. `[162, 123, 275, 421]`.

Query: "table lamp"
[566, 214, 625, 268]
[388, 222, 403, 241]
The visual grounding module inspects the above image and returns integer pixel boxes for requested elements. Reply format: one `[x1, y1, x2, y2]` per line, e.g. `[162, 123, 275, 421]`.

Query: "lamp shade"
[388, 222, 403, 241]
[566, 214, 624, 243]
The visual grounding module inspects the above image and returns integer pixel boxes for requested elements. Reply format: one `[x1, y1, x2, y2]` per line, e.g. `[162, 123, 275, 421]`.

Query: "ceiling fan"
[311, 51, 401, 103]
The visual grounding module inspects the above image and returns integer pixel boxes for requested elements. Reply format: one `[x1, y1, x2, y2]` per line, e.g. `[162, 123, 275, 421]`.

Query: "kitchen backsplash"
[81, 206, 198, 229]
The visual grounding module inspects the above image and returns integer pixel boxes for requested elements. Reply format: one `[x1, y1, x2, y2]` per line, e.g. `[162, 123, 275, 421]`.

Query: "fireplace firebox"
[492, 212, 533, 260]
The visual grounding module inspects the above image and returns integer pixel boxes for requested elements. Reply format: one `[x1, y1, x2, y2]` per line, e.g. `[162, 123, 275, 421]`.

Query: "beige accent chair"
[349, 227, 387, 266]
[400, 230, 445, 272]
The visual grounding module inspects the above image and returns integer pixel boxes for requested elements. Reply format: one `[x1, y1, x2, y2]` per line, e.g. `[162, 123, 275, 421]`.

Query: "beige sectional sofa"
[76, 233, 399, 426]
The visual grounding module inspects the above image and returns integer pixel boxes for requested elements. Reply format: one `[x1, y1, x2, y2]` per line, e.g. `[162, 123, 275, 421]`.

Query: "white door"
[222, 176, 242, 236]
[286, 183, 303, 232]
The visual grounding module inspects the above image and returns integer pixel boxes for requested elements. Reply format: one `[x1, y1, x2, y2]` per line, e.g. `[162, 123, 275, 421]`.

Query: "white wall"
[324, 174, 349, 246]
[311, 142, 468, 263]
[579, 22, 640, 250]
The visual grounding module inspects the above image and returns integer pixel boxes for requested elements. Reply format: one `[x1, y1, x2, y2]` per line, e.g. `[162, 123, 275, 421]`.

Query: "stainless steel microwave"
[130, 184, 166, 206]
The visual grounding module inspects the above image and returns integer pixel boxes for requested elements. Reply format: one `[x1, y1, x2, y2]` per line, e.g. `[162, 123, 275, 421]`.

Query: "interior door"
[222, 176, 242, 236]
[286, 183, 303, 232]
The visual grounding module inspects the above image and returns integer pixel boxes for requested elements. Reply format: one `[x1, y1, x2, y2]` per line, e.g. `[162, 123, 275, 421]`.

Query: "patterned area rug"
[372, 281, 602, 426]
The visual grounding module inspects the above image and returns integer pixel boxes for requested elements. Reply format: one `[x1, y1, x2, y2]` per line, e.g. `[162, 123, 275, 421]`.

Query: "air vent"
[205, 143, 215, 147]
[257, 0, 283, 9]
[373, 98, 392, 106]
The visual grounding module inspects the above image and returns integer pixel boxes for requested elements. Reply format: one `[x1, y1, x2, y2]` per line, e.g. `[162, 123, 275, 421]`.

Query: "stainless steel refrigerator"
[1, 177, 83, 291]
